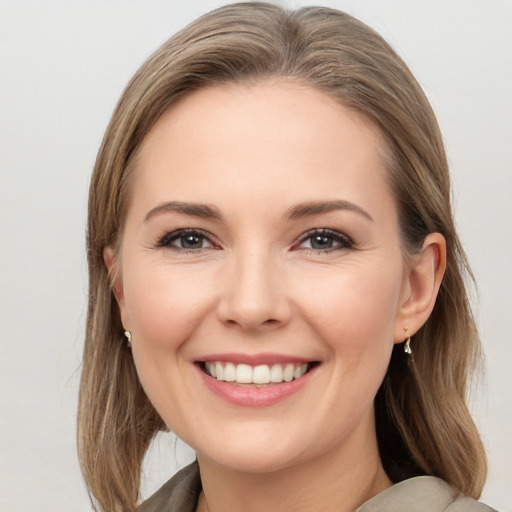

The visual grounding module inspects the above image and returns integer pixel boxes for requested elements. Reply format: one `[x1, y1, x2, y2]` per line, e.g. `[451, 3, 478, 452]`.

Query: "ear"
[103, 246, 130, 330]
[394, 233, 447, 342]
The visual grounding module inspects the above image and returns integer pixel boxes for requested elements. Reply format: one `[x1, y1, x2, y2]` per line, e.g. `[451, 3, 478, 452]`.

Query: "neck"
[196, 417, 392, 512]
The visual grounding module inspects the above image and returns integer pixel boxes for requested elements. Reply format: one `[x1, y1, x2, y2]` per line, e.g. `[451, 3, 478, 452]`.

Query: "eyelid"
[293, 228, 353, 252]
[155, 228, 220, 250]
[153, 227, 353, 253]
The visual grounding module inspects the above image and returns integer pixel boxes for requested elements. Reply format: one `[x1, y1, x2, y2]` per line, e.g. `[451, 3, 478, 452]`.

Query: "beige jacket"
[138, 462, 498, 512]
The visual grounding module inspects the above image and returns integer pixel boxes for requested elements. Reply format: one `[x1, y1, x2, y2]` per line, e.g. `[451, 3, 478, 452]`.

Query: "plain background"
[0, 1, 511, 511]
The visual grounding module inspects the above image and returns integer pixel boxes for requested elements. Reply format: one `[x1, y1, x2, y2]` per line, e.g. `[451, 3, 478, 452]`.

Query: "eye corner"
[292, 228, 354, 254]
[154, 228, 221, 252]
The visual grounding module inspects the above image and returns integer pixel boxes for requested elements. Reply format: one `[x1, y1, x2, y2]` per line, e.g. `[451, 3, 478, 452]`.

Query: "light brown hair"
[78, 3, 487, 511]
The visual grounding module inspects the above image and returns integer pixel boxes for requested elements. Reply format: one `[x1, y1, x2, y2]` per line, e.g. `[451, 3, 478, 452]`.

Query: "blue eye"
[297, 229, 353, 252]
[157, 229, 214, 251]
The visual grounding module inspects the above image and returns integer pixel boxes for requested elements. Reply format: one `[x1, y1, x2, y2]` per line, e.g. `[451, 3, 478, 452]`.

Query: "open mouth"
[197, 361, 319, 386]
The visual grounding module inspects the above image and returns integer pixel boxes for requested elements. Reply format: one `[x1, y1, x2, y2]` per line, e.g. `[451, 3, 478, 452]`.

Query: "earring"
[403, 327, 412, 355]
[124, 330, 132, 348]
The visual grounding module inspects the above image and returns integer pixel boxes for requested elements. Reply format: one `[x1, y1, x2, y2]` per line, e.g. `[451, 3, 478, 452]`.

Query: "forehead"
[130, 81, 393, 220]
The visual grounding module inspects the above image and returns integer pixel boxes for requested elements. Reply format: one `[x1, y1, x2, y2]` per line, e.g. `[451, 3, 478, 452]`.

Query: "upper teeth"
[205, 362, 309, 384]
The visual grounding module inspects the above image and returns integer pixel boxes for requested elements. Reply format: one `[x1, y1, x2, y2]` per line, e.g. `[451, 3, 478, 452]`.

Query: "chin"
[197, 443, 304, 475]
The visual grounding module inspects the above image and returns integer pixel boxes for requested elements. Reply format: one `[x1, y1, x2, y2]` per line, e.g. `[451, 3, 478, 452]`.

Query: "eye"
[295, 229, 353, 252]
[156, 229, 216, 251]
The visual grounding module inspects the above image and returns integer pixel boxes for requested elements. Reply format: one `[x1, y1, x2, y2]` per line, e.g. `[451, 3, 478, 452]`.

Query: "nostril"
[222, 317, 281, 328]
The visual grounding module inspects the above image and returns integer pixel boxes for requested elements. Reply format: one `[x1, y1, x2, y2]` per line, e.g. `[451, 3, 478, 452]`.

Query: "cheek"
[121, 263, 219, 424]
[122, 262, 216, 351]
[294, 257, 404, 357]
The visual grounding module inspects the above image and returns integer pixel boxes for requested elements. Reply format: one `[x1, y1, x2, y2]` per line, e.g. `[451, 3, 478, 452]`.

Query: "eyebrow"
[145, 201, 223, 222]
[144, 199, 373, 223]
[285, 200, 374, 222]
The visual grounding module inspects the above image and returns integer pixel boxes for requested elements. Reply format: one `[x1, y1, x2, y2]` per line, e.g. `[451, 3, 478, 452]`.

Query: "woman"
[77, 3, 497, 511]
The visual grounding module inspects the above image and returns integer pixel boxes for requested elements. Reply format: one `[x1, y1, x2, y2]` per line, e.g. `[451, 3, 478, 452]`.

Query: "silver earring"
[403, 328, 412, 355]
[124, 330, 132, 347]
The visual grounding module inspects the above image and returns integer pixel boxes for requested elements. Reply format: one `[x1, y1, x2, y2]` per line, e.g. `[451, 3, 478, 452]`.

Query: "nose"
[216, 248, 292, 332]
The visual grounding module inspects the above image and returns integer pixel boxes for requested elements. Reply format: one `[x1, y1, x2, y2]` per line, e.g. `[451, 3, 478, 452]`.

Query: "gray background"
[1, 1, 510, 510]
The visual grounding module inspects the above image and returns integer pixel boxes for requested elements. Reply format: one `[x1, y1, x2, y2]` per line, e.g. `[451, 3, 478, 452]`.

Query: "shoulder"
[355, 476, 498, 512]
[137, 462, 201, 512]
[445, 494, 498, 512]
[138, 466, 499, 512]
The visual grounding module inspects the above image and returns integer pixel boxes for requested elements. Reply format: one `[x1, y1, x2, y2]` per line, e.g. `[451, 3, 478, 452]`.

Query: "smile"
[195, 354, 320, 406]
[202, 361, 311, 385]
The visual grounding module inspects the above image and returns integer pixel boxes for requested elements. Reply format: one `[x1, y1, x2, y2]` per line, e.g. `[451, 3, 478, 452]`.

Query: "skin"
[105, 81, 446, 512]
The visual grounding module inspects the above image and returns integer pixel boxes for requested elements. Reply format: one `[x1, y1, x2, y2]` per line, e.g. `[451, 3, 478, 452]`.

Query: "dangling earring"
[124, 330, 132, 348]
[403, 327, 412, 355]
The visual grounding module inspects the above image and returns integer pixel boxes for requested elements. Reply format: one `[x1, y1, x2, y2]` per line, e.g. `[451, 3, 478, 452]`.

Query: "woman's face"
[113, 82, 412, 473]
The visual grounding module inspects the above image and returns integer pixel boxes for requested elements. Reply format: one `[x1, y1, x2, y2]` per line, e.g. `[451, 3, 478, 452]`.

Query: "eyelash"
[156, 228, 218, 252]
[155, 228, 353, 254]
[294, 228, 353, 254]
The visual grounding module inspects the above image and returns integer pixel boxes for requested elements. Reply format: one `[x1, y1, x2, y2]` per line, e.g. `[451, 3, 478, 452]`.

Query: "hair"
[78, 3, 487, 511]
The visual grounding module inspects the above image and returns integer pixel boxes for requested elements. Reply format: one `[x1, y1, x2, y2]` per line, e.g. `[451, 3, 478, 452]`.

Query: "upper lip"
[195, 352, 316, 366]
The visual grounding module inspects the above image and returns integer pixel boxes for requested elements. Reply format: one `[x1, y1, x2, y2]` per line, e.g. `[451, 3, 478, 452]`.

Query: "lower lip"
[196, 365, 317, 407]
